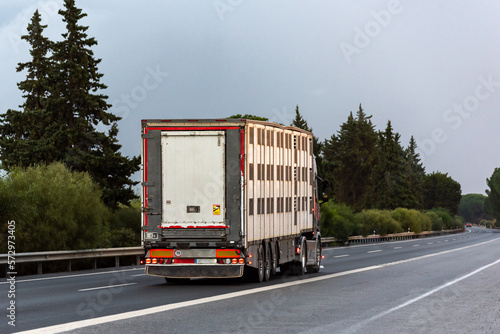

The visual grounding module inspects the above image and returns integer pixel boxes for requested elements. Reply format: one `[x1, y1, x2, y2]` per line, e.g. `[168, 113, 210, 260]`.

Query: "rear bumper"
[145, 264, 244, 279]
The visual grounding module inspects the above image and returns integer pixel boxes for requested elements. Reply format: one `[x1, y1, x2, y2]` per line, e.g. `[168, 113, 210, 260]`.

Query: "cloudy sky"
[1, 0, 499, 195]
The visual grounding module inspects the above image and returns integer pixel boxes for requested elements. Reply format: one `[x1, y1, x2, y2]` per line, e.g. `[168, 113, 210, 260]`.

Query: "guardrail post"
[115, 256, 120, 267]
[37, 262, 42, 275]
[67, 260, 71, 272]
[136, 255, 141, 265]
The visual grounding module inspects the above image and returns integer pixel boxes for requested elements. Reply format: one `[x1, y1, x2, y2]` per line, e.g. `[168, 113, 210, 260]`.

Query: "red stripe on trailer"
[158, 225, 229, 229]
[145, 126, 239, 131]
[144, 128, 148, 227]
[240, 129, 245, 175]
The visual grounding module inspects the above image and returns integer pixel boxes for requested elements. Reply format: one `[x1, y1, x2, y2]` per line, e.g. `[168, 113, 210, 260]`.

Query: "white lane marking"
[342, 257, 500, 334]
[0, 268, 143, 285]
[427, 242, 433, 245]
[334, 254, 350, 258]
[445, 240, 449, 242]
[131, 274, 147, 277]
[78, 283, 137, 292]
[393, 247, 402, 250]
[14, 237, 500, 334]
[413, 245, 420, 247]
[320, 265, 325, 269]
[367, 250, 382, 253]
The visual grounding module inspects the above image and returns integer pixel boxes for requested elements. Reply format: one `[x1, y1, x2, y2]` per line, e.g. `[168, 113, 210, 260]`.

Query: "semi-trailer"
[141, 118, 326, 282]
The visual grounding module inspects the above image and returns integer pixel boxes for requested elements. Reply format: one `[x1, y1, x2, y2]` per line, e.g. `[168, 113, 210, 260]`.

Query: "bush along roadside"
[320, 199, 465, 242]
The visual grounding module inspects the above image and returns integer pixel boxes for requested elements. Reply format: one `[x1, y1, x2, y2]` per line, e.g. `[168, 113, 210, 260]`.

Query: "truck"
[141, 118, 326, 282]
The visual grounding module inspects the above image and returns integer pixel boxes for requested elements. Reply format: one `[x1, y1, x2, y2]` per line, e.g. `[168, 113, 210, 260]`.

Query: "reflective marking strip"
[216, 250, 240, 258]
[150, 249, 173, 258]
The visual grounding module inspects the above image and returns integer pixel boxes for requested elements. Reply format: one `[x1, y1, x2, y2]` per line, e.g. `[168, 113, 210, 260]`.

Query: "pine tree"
[372, 121, 414, 210]
[48, 0, 139, 209]
[404, 136, 425, 209]
[0, 10, 53, 168]
[291, 105, 311, 132]
[291, 105, 323, 173]
[323, 105, 378, 210]
[1, 2, 139, 209]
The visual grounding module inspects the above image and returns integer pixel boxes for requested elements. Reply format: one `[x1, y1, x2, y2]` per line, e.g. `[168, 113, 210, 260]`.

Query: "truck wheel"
[307, 240, 321, 273]
[264, 243, 271, 281]
[298, 242, 307, 275]
[291, 239, 306, 275]
[270, 243, 278, 277]
[253, 244, 265, 283]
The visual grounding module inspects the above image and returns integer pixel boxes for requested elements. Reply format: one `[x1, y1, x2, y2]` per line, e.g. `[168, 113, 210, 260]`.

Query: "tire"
[307, 239, 321, 273]
[291, 239, 306, 275]
[264, 243, 271, 282]
[298, 241, 306, 275]
[270, 243, 278, 277]
[253, 244, 265, 283]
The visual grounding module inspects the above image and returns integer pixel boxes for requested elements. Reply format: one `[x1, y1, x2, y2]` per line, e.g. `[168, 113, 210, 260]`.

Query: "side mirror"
[317, 177, 329, 204]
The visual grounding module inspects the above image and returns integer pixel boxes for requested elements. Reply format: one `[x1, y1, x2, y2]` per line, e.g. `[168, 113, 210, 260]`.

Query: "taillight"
[152, 258, 158, 264]
[145, 258, 152, 264]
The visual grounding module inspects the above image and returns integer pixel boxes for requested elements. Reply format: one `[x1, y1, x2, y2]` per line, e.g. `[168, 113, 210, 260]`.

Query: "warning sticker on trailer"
[213, 204, 221, 215]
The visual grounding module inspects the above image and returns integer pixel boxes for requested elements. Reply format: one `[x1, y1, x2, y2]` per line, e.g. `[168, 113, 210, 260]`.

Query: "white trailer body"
[141, 119, 323, 282]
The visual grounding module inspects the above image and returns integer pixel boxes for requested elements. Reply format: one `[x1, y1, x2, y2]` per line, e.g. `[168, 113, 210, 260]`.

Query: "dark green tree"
[227, 114, 269, 121]
[291, 105, 311, 131]
[1, 2, 139, 209]
[485, 168, 500, 224]
[372, 121, 413, 210]
[324, 105, 378, 210]
[423, 172, 462, 215]
[0, 10, 54, 168]
[458, 193, 487, 224]
[404, 136, 426, 209]
[50, 0, 139, 209]
[290, 105, 323, 174]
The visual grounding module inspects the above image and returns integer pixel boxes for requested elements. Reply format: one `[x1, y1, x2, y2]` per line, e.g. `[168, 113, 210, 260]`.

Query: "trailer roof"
[141, 118, 313, 135]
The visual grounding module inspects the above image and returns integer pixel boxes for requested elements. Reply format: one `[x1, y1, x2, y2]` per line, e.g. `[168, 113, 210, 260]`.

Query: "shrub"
[426, 211, 444, 231]
[391, 208, 423, 234]
[320, 200, 357, 243]
[108, 198, 141, 247]
[427, 208, 454, 229]
[356, 209, 403, 237]
[0, 163, 110, 252]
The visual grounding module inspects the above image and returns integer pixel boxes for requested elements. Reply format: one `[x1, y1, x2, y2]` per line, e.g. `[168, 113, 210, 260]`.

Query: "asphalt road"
[1, 227, 499, 334]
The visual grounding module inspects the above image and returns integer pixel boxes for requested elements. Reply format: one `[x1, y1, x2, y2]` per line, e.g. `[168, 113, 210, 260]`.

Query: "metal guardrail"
[321, 229, 464, 246]
[0, 247, 143, 275]
[1, 229, 465, 276]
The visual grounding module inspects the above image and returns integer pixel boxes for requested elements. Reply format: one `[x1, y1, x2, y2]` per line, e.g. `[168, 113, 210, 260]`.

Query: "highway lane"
[1, 227, 499, 333]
